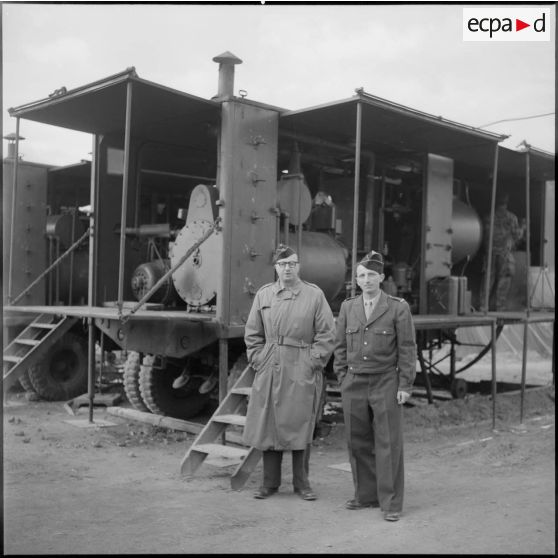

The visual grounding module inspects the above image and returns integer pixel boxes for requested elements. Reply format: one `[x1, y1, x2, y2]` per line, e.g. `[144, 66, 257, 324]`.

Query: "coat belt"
[271, 336, 309, 348]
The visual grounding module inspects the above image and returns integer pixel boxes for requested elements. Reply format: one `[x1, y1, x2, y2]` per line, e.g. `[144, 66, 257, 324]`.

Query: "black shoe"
[294, 487, 317, 501]
[254, 487, 278, 499]
[344, 498, 378, 510]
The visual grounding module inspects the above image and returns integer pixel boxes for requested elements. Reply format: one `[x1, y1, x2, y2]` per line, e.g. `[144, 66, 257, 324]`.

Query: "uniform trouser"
[341, 370, 404, 513]
[262, 444, 311, 490]
[480, 252, 514, 311]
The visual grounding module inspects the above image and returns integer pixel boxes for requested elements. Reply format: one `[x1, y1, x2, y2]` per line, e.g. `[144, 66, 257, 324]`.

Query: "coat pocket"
[345, 325, 360, 352]
[371, 327, 395, 353]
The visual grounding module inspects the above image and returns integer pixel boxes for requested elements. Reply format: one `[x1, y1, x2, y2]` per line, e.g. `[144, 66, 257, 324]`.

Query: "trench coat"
[242, 279, 335, 451]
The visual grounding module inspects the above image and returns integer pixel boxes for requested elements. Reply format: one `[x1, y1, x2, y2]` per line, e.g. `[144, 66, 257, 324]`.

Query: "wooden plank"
[230, 447, 262, 490]
[231, 387, 252, 396]
[3, 356, 21, 363]
[212, 414, 246, 426]
[195, 443, 248, 460]
[106, 406, 246, 445]
[106, 406, 204, 435]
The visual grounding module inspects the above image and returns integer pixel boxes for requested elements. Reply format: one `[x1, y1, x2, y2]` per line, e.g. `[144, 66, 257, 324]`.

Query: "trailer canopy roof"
[8, 68, 221, 149]
[8, 71, 554, 183]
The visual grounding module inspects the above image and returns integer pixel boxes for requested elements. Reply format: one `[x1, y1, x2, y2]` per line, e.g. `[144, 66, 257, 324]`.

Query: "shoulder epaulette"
[344, 294, 360, 302]
[258, 282, 275, 291]
[301, 280, 321, 290]
[388, 294, 406, 303]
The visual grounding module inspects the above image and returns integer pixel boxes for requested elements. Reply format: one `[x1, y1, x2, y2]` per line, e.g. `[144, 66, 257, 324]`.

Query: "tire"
[139, 355, 209, 420]
[451, 378, 468, 399]
[27, 333, 88, 401]
[123, 352, 150, 412]
[19, 370, 37, 393]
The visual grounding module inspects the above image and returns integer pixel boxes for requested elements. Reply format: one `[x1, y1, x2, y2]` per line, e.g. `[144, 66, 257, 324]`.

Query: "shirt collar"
[363, 291, 381, 306]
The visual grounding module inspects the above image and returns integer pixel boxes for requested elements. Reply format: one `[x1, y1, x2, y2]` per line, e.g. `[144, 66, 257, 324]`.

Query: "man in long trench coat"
[243, 245, 335, 501]
[333, 250, 416, 522]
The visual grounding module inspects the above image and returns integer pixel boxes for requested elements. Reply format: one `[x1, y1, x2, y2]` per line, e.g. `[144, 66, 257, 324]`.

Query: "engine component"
[170, 184, 222, 306]
[131, 259, 177, 305]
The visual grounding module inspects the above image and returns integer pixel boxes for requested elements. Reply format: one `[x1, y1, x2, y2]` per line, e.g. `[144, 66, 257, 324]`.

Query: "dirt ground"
[3, 382, 555, 555]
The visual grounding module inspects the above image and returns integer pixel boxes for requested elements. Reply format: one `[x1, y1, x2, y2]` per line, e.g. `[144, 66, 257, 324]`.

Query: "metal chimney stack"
[212, 51, 243, 100]
[4, 133, 25, 160]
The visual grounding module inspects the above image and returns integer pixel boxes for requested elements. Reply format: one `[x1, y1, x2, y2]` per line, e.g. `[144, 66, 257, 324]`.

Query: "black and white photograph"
[2, 2, 555, 554]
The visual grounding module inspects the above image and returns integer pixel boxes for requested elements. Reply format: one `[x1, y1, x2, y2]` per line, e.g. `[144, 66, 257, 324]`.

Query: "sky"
[2, 2, 555, 167]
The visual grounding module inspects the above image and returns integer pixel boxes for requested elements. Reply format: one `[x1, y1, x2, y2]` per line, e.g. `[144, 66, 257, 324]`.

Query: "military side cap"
[358, 250, 384, 273]
[272, 244, 297, 264]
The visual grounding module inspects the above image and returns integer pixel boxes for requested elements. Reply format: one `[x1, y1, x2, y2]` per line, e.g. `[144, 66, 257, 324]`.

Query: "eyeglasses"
[276, 261, 298, 268]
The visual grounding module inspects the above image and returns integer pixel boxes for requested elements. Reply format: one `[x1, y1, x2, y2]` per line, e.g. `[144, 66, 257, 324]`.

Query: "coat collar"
[272, 278, 302, 296]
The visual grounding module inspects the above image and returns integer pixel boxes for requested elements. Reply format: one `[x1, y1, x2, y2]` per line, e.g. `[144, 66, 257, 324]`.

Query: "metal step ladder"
[3, 313, 78, 391]
[180, 363, 262, 489]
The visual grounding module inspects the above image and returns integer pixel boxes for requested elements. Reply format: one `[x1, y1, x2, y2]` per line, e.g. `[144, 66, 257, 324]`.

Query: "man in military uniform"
[480, 193, 526, 311]
[243, 245, 335, 501]
[333, 250, 416, 522]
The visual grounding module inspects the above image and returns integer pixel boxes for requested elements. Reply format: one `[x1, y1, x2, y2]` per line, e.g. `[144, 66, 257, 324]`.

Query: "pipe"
[117, 80, 134, 315]
[350, 101, 363, 297]
[10, 228, 89, 306]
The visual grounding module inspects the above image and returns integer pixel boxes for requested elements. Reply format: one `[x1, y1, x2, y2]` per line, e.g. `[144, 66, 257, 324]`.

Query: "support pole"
[350, 99, 363, 297]
[491, 319, 497, 430]
[117, 80, 134, 316]
[87, 134, 98, 421]
[520, 146, 531, 424]
[519, 319, 529, 424]
[88, 318, 96, 424]
[524, 147, 532, 317]
[8, 118, 21, 302]
[219, 338, 229, 445]
[483, 144, 499, 314]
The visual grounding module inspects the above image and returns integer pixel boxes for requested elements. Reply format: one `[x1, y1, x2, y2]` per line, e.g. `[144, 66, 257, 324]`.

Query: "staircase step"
[231, 387, 252, 396]
[15, 339, 41, 346]
[193, 443, 249, 460]
[30, 322, 57, 330]
[212, 414, 247, 426]
[3, 355, 22, 363]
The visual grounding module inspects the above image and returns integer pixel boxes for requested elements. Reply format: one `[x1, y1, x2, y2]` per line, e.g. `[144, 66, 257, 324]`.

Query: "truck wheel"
[27, 333, 88, 401]
[19, 370, 37, 393]
[139, 355, 209, 420]
[123, 352, 149, 412]
[450, 378, 468, 399]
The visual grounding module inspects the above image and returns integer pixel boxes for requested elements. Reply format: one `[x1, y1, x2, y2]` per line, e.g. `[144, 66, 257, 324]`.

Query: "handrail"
[10, 228, 90, 306]
[120, 217, 221, 323]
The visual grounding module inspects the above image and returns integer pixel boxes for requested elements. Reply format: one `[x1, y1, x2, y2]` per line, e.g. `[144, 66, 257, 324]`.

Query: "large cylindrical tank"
[55, 250, 89, 304]
[452, 198, 483, 264]
[298, 231, 347, 301]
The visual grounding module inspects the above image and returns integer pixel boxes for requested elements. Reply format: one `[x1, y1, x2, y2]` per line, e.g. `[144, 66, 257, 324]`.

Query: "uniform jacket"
[483, 207, 523, 257]
[242, 279, 335, 451]
[333, 291, 417, 392]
